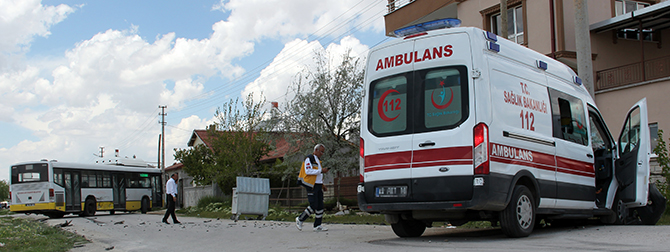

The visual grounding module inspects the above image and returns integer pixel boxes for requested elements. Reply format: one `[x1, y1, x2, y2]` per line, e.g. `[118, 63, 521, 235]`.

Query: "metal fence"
[387, 0, 415, 13]
[269, 176, 359, 211]
[596, 55, 670, 91]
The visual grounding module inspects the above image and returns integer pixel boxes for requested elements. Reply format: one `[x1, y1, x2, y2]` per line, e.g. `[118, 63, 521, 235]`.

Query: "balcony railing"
[596, 55, 670, 91]
[387, 0, 415, 13]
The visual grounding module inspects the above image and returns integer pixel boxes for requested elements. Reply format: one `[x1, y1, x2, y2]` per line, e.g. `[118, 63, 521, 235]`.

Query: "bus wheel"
[500, 185, 535, 238]
[46, 213, 65, 219]
[141, 198, 150, 214]
[84, 198, 96, 216]
[391, 219, 426, 237]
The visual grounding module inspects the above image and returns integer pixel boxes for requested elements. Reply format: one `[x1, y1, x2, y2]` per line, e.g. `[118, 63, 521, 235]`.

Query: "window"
[615, 0, 655, 41]
[369, 66, 469, 137]
[491, 5, 524, 44]
[53, 169, 64, 187]
[549, 89, 588, 145]
[11, 164, 49, 184]
[615, 0, 650, 16]
[370, 74, 410, 136]
[619, 106, 642, 155]
[649, 122, 658, 151]
[419, 66, 468, 132]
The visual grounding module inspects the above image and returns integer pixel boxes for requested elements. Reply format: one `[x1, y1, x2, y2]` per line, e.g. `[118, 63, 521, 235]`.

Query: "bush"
[197, 195, 227, 209]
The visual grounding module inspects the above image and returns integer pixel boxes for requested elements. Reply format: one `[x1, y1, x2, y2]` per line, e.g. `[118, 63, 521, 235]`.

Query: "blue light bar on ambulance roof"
[487, 41, 500, 52]
[536, 60, 548, 70]
[573, 76, 583, 86]
[393, 18, 461, 38]
[485, 31, 498, 42]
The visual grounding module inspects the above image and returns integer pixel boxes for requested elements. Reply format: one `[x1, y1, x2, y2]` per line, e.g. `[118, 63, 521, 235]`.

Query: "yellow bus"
[10, 160, 163, 218]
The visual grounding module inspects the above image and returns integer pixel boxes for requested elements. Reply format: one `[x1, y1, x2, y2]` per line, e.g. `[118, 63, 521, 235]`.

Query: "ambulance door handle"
[586, 154, 593, 158]
[419, 141, 435, 147]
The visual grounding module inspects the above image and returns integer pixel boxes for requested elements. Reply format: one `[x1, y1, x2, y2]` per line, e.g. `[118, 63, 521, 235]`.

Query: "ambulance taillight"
[473, 123, 489, 175]
[359, 137, 365, 182]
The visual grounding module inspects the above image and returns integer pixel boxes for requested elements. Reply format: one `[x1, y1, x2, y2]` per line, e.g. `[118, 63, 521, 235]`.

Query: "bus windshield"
[11, 163, 49, 184]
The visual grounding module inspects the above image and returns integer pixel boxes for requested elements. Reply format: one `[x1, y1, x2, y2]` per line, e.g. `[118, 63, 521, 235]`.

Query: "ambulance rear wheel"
[500, 185, 535, 238]
[391, 219, 426, 237]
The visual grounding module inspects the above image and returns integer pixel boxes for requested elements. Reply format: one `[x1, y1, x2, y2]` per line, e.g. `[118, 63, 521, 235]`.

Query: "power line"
[170, 0, 387, 118]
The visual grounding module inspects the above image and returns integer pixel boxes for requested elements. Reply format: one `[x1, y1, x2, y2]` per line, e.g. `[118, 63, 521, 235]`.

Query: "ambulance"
[357, 19, 666, 238]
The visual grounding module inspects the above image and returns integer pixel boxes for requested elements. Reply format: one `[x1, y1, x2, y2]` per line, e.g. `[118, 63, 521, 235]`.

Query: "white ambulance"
[357, 19, 666, 238]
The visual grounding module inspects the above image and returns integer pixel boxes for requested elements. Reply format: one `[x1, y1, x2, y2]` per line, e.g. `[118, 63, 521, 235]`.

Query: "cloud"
[0, 0, 76, 63]
[0, 0, 385, 180]
[242, 36, 369, 106]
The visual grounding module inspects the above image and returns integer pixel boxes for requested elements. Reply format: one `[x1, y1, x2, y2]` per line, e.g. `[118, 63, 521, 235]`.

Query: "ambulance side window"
[418, 66, 468, 132]
[549, 88, 588, 145]
[370, 74, 411, 136]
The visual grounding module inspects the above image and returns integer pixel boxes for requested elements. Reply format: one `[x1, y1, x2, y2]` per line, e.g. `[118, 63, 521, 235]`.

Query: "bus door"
[151, 175, 163, 208]
[64, 171, 81, 211]
[112, 174, 126, 209]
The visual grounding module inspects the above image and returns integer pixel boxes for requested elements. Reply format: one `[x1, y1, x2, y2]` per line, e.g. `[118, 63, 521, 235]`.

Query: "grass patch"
[0, 217, 88, 252]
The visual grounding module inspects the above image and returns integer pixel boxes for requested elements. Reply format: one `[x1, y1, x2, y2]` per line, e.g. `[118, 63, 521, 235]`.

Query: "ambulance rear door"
[615, 98, 650, 207]
[409, 32, 475, 202]
[363, 38, 416, 200]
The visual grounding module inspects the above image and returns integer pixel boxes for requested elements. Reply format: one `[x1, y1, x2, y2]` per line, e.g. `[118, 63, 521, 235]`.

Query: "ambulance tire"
[391, 219, 426, 237]
[611, 193, 628, 225]
[634, 183, 666, 225]
[500, 185, 535, 238]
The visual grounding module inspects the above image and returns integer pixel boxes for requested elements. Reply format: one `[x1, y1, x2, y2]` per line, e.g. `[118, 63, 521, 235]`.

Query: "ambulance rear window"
[421, 68, 466, 130]
[368, 66, 469, 136]
[370, 74, 410, 135]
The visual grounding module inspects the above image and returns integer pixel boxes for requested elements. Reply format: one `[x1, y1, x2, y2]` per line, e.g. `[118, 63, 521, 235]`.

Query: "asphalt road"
[17, 212, 670, 252]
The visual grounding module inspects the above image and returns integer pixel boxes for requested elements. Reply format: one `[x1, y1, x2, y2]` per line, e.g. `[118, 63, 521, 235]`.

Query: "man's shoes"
[162, 221, 170, 224]
[174, 221, 181, 224]
[313, 225, 328, 232]
[295, 217, 303, 231]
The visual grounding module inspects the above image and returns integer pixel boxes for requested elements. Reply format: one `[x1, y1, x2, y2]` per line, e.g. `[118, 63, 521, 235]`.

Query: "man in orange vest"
[296, 144, 329, 231]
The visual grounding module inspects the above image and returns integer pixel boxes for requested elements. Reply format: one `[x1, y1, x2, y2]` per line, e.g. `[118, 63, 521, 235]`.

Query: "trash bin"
[231, 177, 270, 221]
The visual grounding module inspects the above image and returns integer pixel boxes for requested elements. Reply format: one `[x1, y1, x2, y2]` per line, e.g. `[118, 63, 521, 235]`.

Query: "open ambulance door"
[615, 98, 650, 207]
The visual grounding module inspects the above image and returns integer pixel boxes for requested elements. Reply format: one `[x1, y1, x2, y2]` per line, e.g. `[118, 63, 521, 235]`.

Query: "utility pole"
[500, 0, 508, 39]
[574, 0, 595, 98]
[159, 106, 167, 175]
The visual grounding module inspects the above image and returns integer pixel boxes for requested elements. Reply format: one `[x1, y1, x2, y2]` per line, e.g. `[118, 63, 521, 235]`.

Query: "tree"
[174, 93, 271, 194]
[653, 129, 670, 206]
[279, 50, 364, 176]
[0, 180, 8, 201]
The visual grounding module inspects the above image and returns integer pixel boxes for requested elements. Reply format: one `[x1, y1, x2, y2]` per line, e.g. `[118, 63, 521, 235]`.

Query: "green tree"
[0, 180, 8, 201]
[279, 50, 364, 176]
[174, 93, 271, 194]
[653, 129, 670, 205]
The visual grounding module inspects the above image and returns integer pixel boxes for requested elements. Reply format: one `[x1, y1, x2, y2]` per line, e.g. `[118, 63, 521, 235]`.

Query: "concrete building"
[384, 0, 670, 178]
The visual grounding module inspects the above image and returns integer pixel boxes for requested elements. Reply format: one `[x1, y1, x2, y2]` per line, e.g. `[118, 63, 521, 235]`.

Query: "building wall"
[595, 78, 670, 138]
[591, 29, 670, 72]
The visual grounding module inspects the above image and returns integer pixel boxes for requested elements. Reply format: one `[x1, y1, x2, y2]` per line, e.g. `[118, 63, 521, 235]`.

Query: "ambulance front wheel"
[391, 219, 426, 237]
[500, 185, 535, 238]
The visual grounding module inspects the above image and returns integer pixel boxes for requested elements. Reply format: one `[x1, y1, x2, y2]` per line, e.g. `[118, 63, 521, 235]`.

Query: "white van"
[357, 20, 666, 238]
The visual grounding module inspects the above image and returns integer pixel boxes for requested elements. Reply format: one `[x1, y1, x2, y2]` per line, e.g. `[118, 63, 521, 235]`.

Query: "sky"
[0, 0, 390, 181]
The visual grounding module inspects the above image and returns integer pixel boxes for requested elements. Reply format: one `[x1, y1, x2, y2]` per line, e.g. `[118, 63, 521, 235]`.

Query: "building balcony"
[596, 55, 670, 91]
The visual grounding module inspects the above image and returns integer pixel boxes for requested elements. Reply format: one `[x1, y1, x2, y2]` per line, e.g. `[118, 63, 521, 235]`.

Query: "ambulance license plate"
[375, 186, 408, 198]
[25, 203, 35, 207]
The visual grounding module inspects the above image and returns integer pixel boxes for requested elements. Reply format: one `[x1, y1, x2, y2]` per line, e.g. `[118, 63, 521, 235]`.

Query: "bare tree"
[280, 50, 364, 176]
